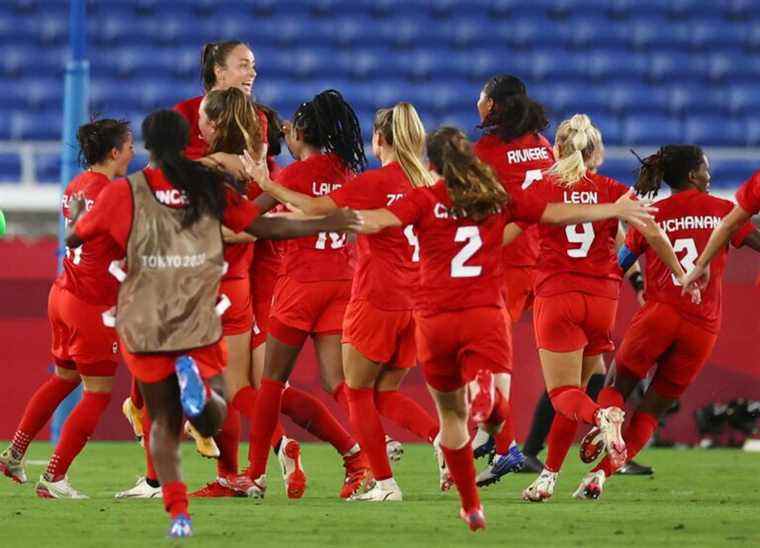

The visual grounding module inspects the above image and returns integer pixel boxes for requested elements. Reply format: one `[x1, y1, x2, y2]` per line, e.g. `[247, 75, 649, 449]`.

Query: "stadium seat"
[622, 115, 683, 145]
[34, 153, 60, 183]
[684, 116, 747, 147]
[0, 154, 21, 182]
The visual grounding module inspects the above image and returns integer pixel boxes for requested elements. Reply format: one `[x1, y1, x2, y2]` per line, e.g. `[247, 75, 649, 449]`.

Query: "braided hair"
[479, 74, 549, 142]
[292, 89, 367, 173]
[633, 145, 705, 198]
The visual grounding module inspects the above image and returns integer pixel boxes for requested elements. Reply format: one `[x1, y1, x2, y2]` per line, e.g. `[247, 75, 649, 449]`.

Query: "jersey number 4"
[451, 226, 483, 278]
[671, 238, 698, 286]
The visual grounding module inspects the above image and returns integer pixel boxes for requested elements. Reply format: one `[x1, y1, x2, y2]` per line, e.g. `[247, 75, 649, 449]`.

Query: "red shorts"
[250, 272, 279, 349]
[616, 301, 718, 399]
[269, 276, 350, 346]
[48, 285, 119, 376]
[533, 292, 617, 356]
[502, 266, 535, 324]
[122, 339, 228, 384]
[417, 306, 512, 392]
[220, 277, 253, 336]
[342, 299, 415, 368]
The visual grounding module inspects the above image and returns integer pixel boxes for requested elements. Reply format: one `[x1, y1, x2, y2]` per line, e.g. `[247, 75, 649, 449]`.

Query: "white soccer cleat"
[35, 475, 89, 499]
[246, 474, 266, 499]
[114, 476, 162, 499]
[277, 437, 307, 499]
[522, 468, 557, 502]
[348, 478, 403, 502]
[385, 435, 404, 463]
[573, 470, 606, 501]
[121, 397, 144, 446]
[595, 407, 627, 469]
[0, 447, 27, 484]
[433, 434, 454, 492]
[184, 421, 220, 459]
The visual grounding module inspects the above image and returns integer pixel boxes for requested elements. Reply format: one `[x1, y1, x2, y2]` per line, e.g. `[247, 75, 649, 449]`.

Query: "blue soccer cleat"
[168, 514, 193, 538]
[476, 445, 526, 487]
[175, 355, 207, 418]
[472, 428, 495, 460]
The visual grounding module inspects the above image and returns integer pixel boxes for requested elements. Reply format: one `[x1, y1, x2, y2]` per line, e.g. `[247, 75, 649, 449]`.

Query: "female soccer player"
[519, 115, 698, 503]
[354, 126, 656, 529]
[0, 119, 133, 497]
[245, 102, 442, 500]
[574, 145, 760, 499]
[65, 110, 359, 537]
[471, 74, 555, 484]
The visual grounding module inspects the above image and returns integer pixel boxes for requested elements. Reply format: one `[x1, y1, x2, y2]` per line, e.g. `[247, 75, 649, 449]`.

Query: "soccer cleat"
[617, 460, 653, 476]
[476, 445, 526, 487]
[595, 407, 627, 469]
[278, 437, 307, 499]
[459, 505, 487, 532]
[472, 428, 494, 460]
[189, 478, 243, 498]
[35, 475, 89, 499]
[579, 426, 604, 464]
[115, 476, 161, 499]
[468, 369, 495, 424]
[121, 397, 144, 446]
[0, 447, 27, 484]
[518, 454, 545, 474]
[184, 421, 220, 459]
[385, 435, 404, 463]
[348, 478, 403, 502]
[573, 470, 606, 500]
[340, 451, 371, 499]
[245, 473, 266, 499]
[168, 514, 193, 538]
[175, 355, 207, 418]
[433, 434, 454, 492]
[522, 468, 557, 502]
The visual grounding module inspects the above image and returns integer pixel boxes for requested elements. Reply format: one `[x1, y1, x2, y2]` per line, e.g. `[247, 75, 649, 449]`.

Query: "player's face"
[690, 154, 711, 192]
[112, 132, 135, 177]
[371, 130, 382, 159]
[476, 90, 493, 123]
[216, 45, 256, 96]
[198, 98, 216, 145]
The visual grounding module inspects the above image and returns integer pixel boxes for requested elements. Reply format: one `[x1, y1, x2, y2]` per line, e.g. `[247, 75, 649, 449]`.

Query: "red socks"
[549, 385, 600, 425]
[374, 390, 439, 444]
[46, 391, 111, 479]
[594, 411, 658, 477]
[162, 480, 189, 518]
[141, 413, 157, 482]
[597, 386, 625, 409]
[215, 409, 240, 477]
[490, 390, 516, 454]
[346, 386, 392, 480]
[441, 443, 481, 513]
[248, 378, 285, 479]
[11, 375, 80, 457]
[544, 413, 578, 473]
[332, 382, 349, 413]
[282, 386, 355, 455]
[231, 386, 285, 449]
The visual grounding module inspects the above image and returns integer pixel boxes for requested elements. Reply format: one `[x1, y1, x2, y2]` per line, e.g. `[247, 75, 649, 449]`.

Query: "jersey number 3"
[451, 226, 483, 278]
[671, 238, 698, 285]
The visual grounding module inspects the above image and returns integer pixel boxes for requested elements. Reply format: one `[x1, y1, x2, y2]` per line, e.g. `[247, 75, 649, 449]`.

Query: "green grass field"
[0, 442, 758, 547]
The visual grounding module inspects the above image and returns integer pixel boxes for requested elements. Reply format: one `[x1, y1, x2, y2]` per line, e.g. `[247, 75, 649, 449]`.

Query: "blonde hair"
[374, 103, 435, 188]
[203, 87, 263, 157]
[548, 114, 604, 187]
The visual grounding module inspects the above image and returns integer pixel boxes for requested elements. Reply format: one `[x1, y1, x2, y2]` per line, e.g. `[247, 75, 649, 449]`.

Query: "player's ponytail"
[76, 118, 131, 168]
[142, 110, 230, 227]
[373, 103, 435, 188]
[427, 126, 508, 222]
[203, 87, 263, 157]
[633, 144, 704, 198]
[479, 74, 549, 142]
[293, 89, 367, 173]
[201, 40, 248, 92]
[548, 114, 604, 187]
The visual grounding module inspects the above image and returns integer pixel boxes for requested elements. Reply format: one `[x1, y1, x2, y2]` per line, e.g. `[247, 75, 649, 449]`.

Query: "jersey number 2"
[451, 226, 483, 278]
[671, 238, 698, 286]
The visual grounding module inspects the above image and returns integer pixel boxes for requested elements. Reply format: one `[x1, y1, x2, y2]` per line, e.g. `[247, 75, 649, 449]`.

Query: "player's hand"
[241, 150, 272, 189]
[636, 290, 646, 307]
[209, 152, 248, 180]
[69, 192, 86, 222]
[322, 207, 363, 233]
[680, 265, 709, 303]
[613, 189, 657, 228]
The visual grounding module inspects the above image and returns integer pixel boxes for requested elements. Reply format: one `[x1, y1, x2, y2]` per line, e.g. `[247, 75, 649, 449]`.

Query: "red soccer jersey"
[736, 171, 760, 215]
[75, 167, 260, 253]
[329, 162, 418, 310]
[55, 171, 123, 306]
[474, 133, 555, 267]
[389, 180, 547, 315]
[274, 153, 354, 282]
[530, 171, 629, 299]
[626, 189, 754, 333]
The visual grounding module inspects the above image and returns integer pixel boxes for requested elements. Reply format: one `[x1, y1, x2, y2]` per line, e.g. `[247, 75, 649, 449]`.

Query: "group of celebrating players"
[1, 39, 759, 538]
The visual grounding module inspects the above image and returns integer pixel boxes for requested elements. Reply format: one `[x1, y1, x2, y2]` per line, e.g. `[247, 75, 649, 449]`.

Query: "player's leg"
[375, 367, 439, 444]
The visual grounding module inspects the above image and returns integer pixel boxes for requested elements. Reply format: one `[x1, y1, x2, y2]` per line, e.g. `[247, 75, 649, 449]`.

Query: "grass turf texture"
[0, 443, 758, 547]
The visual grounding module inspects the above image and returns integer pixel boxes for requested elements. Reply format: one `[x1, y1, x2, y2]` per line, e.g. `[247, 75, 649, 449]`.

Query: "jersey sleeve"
[74, 180, 132, 249]
[508, 187, 548, 224]
[328, 173, 380, 209]
[624, 225, 648, 256]
[730, 221, 756, 248]
[387, 188, 428, 225]
[222, 187, 261, 232]
[736, 173, 760, 215]
[273, 162, 306, 192]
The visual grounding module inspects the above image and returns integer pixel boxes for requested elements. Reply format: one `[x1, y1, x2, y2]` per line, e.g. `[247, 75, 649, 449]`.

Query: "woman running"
[574, 145, 760, 499]
[245, 102, 442, 500]
[64, 110, 359, 537]
[354, 126, 656, 529]
[519, 115, 698, 503]
[0, 119, 133, 497]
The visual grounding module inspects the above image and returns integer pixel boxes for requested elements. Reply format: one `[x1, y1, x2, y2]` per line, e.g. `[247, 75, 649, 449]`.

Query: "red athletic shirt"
[329, 162, 418, 310]
[627, 189, 754, 333]
[736, 171, 760, 215]
[274, 153, 354, 282]
[75, 167, 260, 254]
[529, 172, 629, 299]
[245, 176, 283, 288]
[389, 180, 547, 315]
[55, 171, 123, 306]
[474, 133, 555, 268]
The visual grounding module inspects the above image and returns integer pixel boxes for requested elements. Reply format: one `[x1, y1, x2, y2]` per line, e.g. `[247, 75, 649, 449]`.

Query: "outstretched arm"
[540, 189, 656, 228]
[355, 209, 403, 233]
[244, 207, 362, 240]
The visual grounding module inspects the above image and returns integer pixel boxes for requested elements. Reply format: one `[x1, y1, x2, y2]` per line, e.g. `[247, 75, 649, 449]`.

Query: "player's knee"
[54, 366, 81, 383]
[81, 375, 114, 393]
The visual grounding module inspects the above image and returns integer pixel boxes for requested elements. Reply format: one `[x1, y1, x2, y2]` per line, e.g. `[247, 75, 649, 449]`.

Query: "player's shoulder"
[174, 95, 203, 118]
[68, 171, 108, 195]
